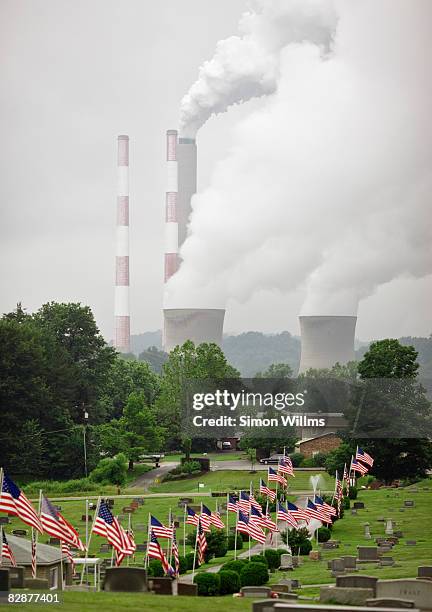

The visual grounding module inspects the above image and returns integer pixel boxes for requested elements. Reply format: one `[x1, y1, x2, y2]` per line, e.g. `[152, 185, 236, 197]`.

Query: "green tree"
[358, 339, 418, 379]
[324, 442, 353, 477]
[246, 447, 257, 471]
[238, 434, 296, 458]
[255, 363, 293, 378]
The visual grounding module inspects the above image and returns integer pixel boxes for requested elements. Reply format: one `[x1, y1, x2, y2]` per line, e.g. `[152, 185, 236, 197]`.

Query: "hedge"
[193, 572, 220, 596]
[219, 570, 240, 595]
[240, 561, 269, 587]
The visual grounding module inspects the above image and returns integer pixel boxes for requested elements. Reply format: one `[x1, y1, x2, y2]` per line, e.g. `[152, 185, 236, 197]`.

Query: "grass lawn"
[149, 469, 334, 494]
[7, 592, 251, 612]
[163, 452, 246, 462]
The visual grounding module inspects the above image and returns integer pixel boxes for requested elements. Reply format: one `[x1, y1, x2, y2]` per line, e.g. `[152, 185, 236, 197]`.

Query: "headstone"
[377, 517, 386, 522]
[152, 576, 173, 595]
[8, 566, 25, 588]
[394, 531, 403, 539]
[0, 517, 10, 524]
[399, 508, 405, 512]
[309, 550, 321, 561]
[252, 601, 277, 612]
[357, 546, 379, 562]
[107, 499, 115, 507]
[376, 578, 432, 610]
[341, 556, 357, 570]
[189, 505, 201, 513]
[122, 507, 135, 513]
[134, 524, 146, 531]
[385, 519, 394, 536]
[351, 509, 358, 515]
[241, 586, 272, 598]
[292, 557, 300, 568]
[404, 500, 414, 507]
[12, 529, 27, 537]
[364, 523, 372, 539]
[278, 593, 299, 600]
[0, 569, 10, 592]
[322, 541, 339, 549]
[366, 598, 416, 608]
[354, 502, 365, 509]
[177, 582, 197, 596]
[379, 557, 395, 567]
[418, 566, 432, 579]
[179, 497, 193, 504]
[103, 568, 148, 592]
[81, 515, 92, 522]
[279, 554, 293, 570]
[272, 584, 290, 594]
[24, 578, 49, 589]
[100, 544, 111, 552]
[174, 521, 180, 528]
[135, 544, 147, 552]
[336, 574, 378, 594]
[320, 585, 375, 606]
[406, 540, 417, 546]
[330, 558, 345, 574]
[49, 537, 60, 545]
[378, 544, 393, 554]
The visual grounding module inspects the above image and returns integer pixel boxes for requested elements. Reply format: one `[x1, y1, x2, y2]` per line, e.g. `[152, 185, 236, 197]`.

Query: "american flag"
[249, 505, 267, 528]
[147, 530, 172, 575]
[314, 496, 336, 520]
[197, 519, 207, 566]
[1, 530, 16, 566]
[286, 501, 310, 523]
[356, 447, 374, 467]
[61, 542, 76, 575]
[0, 474, 43, 533]
[278, 458, 294, 476]
[268, 467, 287, 487]
[305, 499, 329, 522]
[249, 494, 262, 512]
[351, 458, 369, 476]
[276, 503, 298, 527]
[40, 495, 85, 550]
[186, 506, 199, 526]
[210, 510, 225, 529]
[259, 479, 276, 501]
[116, 527, 136, 566]
[150, 515, 174, 539]
[31, 530, 37, 578]
[238, 491, 251, 512]
[200, 505, 212, 532]
[236, 510, 266, 544]
[227, 495, 238, 513]
[171, 529, 180, 577]
[262, 513, 277, 532]
[343, 463, 350, 493]
[335, 473, 343, 516]
[92, 501, 130, 553]
[283, 455, 293, 469]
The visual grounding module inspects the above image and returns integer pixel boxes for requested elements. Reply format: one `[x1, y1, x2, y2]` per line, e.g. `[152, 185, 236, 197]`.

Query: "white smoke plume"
[167, 0, 432, 316]
[179, 0, 338, 138]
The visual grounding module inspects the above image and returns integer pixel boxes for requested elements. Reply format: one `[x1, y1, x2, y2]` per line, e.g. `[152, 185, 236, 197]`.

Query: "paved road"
[210, 460, 327, 472]
[129, 462, 178, 490]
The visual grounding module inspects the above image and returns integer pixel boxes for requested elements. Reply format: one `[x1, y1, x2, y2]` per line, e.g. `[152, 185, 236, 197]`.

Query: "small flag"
[343, 463, 350, 493]
[236, 510, 266, 544]
[351, 458, 369, 476]
[40, 495, 85, 550]
[315, 495, 337, 517]
[268, 467, 287, 487]
[200, 505, 212, 532]
[249, 494, 262, 512]
[1, 531, 17, 566]
[61, 542, 76, 575]
[92, 501, 132, 554]
[149, 515, 174, 539]
[227, 495, 239, 513]
[276, 503, 298, 527]
[278, 458, 294, 476]
[286, 501, 310, 523]
[356, 447, 374, 467]
[210, 511, 225, 529]
[259, 479, 276, 501]
[31, 530, 37, 578]
[147, 530, 173, 575]
[171, 529, 180, 577]
[186, 506, 199, 526]
[238, 491, 251, 512]
[0, 474, 43, 533]
[249, 505, 267, 528]
[197, 519, 207, 566]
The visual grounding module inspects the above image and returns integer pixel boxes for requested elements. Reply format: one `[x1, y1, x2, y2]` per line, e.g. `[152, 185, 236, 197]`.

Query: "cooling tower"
[298, 315, 357, 373]
[177, 137, 197, 248]
[163, 308, 225, 353]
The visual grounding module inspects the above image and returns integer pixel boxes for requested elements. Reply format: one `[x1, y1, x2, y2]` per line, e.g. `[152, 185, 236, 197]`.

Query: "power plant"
[114, 135, 130, 353]
[298, 315, 357, 374]
[162, 130, 225, 352]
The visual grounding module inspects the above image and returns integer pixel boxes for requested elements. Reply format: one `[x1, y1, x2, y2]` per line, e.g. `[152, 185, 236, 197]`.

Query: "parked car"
[259, 454, 284, 465]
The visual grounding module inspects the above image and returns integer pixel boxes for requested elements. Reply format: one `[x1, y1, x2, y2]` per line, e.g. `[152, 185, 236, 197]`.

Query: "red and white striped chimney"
[164, 129, 179, 283]
[114, 134, 130, 353]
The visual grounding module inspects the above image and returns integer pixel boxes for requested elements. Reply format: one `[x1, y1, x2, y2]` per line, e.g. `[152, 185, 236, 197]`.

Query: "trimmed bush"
[240, 561, 269, 587]
[250, 554, 268, 567]
[349, 486, 358, 500]
[282, 527, 313, 555]
[193, 572, 220, 596]
[317, 526, 332, 542]
[264, 548, 281, 570]
[227, 532, 243, 550]
[205, 529, 228, 561]
[178, 556, 188, 574]
[220, 559, 248, 575]
[89, 454, 127, 486]
[147, 559, 164, 577]
[185, 552, 196, 570]
[343, 496, 351, 509]
[219, 570, 240, 595]
[290, 452, 304, 467]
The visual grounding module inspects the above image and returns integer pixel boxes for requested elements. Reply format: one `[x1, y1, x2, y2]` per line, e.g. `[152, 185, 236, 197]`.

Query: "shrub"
[185, 552, 196, 570]
[205, 529, 228, 561]
[290, 452, 304, 467]
[264, 548, 281, 570]
[220, 559, 248, 575]
[282, 527, 313, 555]
[317, 526, 332, 542]
[219, 570, 240, 595]
[193, 572, 220, 596]
[227, 532, 243, 550]
[343, 496, 351, 509]
[170, 460, 202, 476]
[349, 486, 358, 500]
[147, 559, 164, 577]
[240, 562, 269, 587]
[250, 554, 268, 567]
[178, 556, 188, 574]
[89, 454, 127, 486]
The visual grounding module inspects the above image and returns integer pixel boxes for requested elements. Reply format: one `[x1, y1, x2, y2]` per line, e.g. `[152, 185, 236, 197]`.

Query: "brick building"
[296, 432, 342, 458]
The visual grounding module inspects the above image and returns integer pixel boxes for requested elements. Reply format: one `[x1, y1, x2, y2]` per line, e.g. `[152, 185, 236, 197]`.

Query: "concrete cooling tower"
[298, 315, 357, 373]
[163, 308, 225, 352]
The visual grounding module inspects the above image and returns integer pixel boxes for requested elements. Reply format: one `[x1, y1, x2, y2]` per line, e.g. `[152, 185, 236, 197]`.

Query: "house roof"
[2, 534, 68, 566]
[298, 431, 341, 444]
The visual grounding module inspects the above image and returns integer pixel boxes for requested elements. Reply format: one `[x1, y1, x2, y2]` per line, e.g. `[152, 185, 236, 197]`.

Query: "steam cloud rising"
[167, 0, 432, 316]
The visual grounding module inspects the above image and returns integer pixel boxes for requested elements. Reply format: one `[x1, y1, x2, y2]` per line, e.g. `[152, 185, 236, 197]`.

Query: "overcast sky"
[1, 0, 431, 343]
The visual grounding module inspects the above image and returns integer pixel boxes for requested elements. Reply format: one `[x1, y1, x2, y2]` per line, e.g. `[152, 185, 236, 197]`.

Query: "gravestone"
[351, 509, 358, 515]
[0, 517, 10, 525]
[24, 578, 49, 589]
[177, 582, 197, 596]
[135, 544, 146, 552]
[103, 567, 148, 592]
[330, 558, 345, 575]
[354, 502, 365, 509]
[404, 500, 414, 507]
[366, 598, 416, 608]
[279, 554, 293, 570]
[379, 557, 395, 567]
[322, 541, 339, 549]
[240, 586, 271, 598]
[376, 578, 432, 610]
[252, 602, 277, 612]
[378, 544, 393, 554]
[385, 519, 394, 536]
[107, 499, 115, 507]
[189, 505, 201, 513]
[292, 557, 300, 568]
[134, 524, 145, 531]
[99, 544, 110, 552]
[399, 509, 405, 512]
[278, 593, 299, 600]
[336, 574, 378, 594]
[8, 566, 25, 588]
[394, 530, 403, 538]
[309, 550, 321, 561]
[81, 515, 92, 522]
[174, 521, 180, 528]
[152, 576, 173, 595]
[364, 523, 372, 539]
[122, 507, 135, 514]
[357, 546, 379, 562]
[272, 584, 290, 594]
[320, 585, 375, 606]
[49, 537, 60, 545]
[12, 529, 27, 537]
[341, 556, 357, 570]
[0, 569, 10, 592]
[406, 540, 417, 546]
[418, 566, 432, 579]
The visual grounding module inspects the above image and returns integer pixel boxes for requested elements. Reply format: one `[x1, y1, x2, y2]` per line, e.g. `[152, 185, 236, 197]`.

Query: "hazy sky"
[1, 0, 431, 343]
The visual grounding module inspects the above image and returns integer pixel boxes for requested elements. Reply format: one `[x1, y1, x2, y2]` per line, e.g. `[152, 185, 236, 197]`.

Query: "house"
[296, 432, 342, 458]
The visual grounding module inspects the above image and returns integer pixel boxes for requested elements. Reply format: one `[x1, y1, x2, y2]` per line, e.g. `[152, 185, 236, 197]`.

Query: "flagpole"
[80, 496, 100, 585]
[127, 513, 131, 567]
[263, 500, 268, 556]
[274, 479, 279, 549]
[167, 507, 172, 564]
[144, 512, 151, 570]
[183, 505, 186, 558]
[234, 509, 238, 560]
[33, 489, 42, 579]
[0, 525, 3, 566]
[191, 519, 199, 583]
[226, 493, 229, 540]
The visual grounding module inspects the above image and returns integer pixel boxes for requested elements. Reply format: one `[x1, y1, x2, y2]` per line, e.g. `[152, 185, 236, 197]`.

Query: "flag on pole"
[343, 463, 350, 493]
[305, 499, 329, 522]
[31, 530, 37, 578]
[147, 530, 173, 575]
[238, 491, 251, 512]
[276, 503, 298, 527]
[200, 505, 212, 532]
[262, 513, 278, 532]
[236, 510, 266, 543]
[1, 531, 17, 566]
[171, 529, 180, 576]
[227, 495, 239, 513]
[350, 458, 369, 475]
[278, 458, 294, 476]
[210, 510, 225, 529]
[40, 495, 85, 550]
[186, 506, 199, 526]
[268, 467, 287, 486]
[149, 515, 174, 539]
[356, 447, 374, 467]
[0, 474, 43, 533]
[249, 505, 267, 528]
[61, 542, 76, 575]
[315, 495, 337, 517]
[249, 494, 262, 512]
[197, 519, 207, 566]
[259, 479, 276, 501]
[92, 501, 132, 554]
[286, 501, 310, 523]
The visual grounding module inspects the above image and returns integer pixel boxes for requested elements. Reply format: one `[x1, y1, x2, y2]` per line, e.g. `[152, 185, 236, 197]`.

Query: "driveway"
[129, 462, 178, 490]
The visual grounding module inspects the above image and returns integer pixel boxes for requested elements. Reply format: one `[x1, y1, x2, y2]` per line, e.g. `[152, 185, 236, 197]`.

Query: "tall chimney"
[114, 135, 130, 353]
[164, 130, 179, 282]
[177, 136, 197, 249]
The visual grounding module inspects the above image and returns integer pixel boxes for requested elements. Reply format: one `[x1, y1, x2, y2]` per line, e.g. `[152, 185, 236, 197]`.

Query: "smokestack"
[114, 135, 130, 353]
[165, 130, 179, 282]
[177, 137, 197, 248]
[163, 308, 225, 353]
[298, 315, 357, 374]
